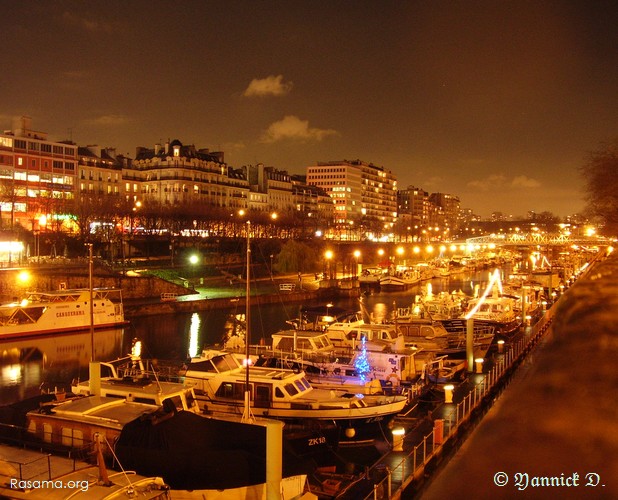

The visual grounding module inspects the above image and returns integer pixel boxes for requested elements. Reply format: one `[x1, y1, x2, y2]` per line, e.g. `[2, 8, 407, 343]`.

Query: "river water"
[0, 270, 492, 406]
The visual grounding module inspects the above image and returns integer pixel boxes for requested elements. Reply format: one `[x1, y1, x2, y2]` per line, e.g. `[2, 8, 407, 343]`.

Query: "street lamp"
[353, 250, 361, 277]
[324, 250, 334, 280]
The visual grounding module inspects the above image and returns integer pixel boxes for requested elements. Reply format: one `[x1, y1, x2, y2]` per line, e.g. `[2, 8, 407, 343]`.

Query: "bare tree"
[579, 140, 618, 236]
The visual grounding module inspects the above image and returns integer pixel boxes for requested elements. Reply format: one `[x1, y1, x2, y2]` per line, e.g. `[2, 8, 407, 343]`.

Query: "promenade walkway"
[349, 248, 617, 499]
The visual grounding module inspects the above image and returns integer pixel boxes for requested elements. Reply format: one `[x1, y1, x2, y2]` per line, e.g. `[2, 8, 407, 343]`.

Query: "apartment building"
[0, 116, 77, 231]
[306, 160, 398, 234]
[129, 140, 248, 210]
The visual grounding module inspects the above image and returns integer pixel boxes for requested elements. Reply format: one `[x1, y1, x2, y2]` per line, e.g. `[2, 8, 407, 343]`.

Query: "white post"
[265, 419, 283, 500]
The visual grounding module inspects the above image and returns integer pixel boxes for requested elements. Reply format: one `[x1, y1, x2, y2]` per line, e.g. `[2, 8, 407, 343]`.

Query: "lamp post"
[324, 250, 334, 281]
[353, 250, 361, 278]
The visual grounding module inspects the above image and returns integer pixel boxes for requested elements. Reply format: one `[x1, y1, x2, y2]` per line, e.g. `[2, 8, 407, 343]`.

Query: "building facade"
[129, 140, 248, 210]
[306, 159, 398, 238]
[0, 116, 77, 232]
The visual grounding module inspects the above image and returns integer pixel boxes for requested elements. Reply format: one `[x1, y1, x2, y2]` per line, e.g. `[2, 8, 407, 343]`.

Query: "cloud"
[467, 174, 507, 191]
[84, 114, 130, 126]
[243, 75, 293, 97]
[260, 115, 338, 143]
[511, 175, 541, 188]
[467, 174, 542, 191]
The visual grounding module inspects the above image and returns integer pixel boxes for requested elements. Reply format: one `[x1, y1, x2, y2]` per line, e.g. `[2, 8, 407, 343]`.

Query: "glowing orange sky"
[2, 1, 617, 217]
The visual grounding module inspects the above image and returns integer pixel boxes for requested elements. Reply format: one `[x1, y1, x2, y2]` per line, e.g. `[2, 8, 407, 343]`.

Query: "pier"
[342, 247, 616, 499]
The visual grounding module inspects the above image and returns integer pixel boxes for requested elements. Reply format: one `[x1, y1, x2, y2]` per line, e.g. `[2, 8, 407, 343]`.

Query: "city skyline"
[2, 1, 617, 218]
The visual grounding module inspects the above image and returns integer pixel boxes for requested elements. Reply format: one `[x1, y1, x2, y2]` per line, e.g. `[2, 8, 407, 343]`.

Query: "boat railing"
[0, 421, 93, 467]
[359, 308, 556, 499]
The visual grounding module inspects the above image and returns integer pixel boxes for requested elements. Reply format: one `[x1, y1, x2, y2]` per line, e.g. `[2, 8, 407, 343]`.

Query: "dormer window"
[173, 145, 180, 157]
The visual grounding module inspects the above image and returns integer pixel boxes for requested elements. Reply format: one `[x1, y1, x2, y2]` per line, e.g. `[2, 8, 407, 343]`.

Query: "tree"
[579, 140, 618, 236]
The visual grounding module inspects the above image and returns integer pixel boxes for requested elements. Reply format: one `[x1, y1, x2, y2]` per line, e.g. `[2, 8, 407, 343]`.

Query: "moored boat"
[378, 267, 421, 291]
[71, 353, 200, 414]
[0, 288, 127, 339]
[182, 349, 408, 445]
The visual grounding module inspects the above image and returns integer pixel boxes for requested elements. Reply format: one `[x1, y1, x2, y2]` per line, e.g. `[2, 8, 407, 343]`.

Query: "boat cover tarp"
[115, 410, 317, 490]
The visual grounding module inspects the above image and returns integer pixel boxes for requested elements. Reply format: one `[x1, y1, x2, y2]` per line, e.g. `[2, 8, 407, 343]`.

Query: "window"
[53, 145, 63, 154]
[14, 139, 26, 149]
[41, 143, 52, 153]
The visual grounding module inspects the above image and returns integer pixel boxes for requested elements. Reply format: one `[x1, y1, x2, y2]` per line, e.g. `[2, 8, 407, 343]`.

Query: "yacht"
[0, 288, 126, 339]
[183, 349, 408, 445]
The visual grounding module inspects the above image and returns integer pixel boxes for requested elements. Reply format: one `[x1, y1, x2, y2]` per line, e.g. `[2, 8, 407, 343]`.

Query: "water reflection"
[1, 269, 496, 406]
[0, 328, 126, 405]
[188, 312, 200, 358]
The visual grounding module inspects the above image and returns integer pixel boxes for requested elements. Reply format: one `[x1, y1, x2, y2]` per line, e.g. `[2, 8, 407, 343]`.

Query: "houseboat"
[0, 288, 127, 339]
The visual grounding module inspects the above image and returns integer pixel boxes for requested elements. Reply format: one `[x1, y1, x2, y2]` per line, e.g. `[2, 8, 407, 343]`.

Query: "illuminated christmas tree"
[354, 336, 371, 382]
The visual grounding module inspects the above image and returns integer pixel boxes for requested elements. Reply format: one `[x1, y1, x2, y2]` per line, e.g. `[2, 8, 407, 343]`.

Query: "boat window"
[212, 354, 238, 372]
[215, 382, 244, 400]
[134, 397, 156, 405]
[420, 326, 434, 336]
[275, 338, 294, 351]
[284, 383, 299, 396]
[294, 380, 306, 392]
[61, 427, 83, 447]
[275, 387, 285, 398]
[185, 391, 196, 409]
[255, 385, 271, 408]
[43, 423, 52, 443]
[188, 360, 215, 372]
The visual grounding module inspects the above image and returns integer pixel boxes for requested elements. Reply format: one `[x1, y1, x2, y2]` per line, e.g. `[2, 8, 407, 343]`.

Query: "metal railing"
[361, 311, 555, 499]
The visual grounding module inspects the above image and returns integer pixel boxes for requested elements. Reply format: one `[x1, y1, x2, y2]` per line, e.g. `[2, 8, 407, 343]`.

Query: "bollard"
[392, 427, 405, 452]
[475, 357, 484, 374]
[444, 384, 454, 404]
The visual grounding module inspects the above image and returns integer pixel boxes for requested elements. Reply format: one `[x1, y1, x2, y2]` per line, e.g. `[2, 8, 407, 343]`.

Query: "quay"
[342, 248, 617, 499]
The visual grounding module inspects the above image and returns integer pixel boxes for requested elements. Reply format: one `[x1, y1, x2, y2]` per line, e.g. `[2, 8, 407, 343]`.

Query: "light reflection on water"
[0, 328, 125, 405]
[1, 270, 492, 406]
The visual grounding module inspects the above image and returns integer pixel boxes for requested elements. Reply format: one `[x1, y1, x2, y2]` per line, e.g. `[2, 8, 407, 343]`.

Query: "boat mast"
[242, 220, 254, 423]
[87, 242, 94, 361]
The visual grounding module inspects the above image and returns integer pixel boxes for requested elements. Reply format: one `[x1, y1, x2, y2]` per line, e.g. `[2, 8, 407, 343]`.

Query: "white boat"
[358, 267, 386, 285]
[459, 289, 521, 337]
[262, 328, 433, 394]
[71, 353, 200, 414]
[378, 267, 421, 291]
[0, 288, 127, 339]
[183, 349, 408, 444]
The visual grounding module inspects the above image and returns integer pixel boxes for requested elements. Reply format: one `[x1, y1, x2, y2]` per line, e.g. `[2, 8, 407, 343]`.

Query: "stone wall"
[0, 269, 189, 303]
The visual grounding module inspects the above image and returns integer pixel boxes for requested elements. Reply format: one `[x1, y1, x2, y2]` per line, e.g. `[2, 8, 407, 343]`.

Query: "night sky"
[2, 1, 617, 218]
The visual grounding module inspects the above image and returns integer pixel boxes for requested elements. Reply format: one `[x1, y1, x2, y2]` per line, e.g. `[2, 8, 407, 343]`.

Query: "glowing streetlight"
[324, 250, 334, 280]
